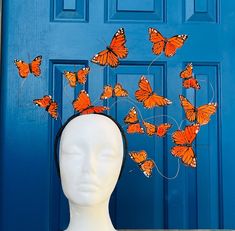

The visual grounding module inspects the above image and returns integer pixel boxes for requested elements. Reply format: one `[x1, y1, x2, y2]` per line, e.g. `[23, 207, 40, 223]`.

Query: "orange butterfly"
[64, 67, 90, 87]
[124, 107, 144, 134]
[100, 83, 128, 99]
[180, 95, 217, 125]
[135, 76, 172, 109]
[91, 28, 128, 68]
[180, 63, 200, 90]
[129, 150, 155, 177]
[171, 124, 200, 168]
[14, 56, 42, 78]
[33, 95, 58, 119]
[149, 28, 188, 57]
[143, 121, 172, 137]
[73, 90, 109, 115]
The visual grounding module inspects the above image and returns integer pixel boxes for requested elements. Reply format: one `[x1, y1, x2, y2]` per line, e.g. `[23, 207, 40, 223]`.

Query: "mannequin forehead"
[61, 114, 123, 147]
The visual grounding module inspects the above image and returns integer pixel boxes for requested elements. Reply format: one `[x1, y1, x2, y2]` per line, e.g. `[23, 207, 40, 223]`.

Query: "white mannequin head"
[58, 114, 125, 207]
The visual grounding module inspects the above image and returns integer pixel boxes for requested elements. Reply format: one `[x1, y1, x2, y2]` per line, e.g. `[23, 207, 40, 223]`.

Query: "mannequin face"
[59, 114, 124, 206]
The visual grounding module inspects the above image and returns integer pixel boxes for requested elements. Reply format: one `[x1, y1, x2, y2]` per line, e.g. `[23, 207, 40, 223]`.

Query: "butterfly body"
[171, 124, 200, 168]
[14, 55, 42, 78]
[135, 76, 172, 109]
[73, 90, 109, 115]
[180, 63, 200, 90]
[33, 95, 58, 119]
[91, 28, 128, 68]
[129, 150, 155, 177]
[179, 95, 217, 125]
[149, 28, 188, 57]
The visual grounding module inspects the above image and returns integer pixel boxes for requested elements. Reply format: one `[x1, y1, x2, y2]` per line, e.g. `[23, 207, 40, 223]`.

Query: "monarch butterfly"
[91, 28, 128, 68]
[100, 83, 128, 99]
[180, 63, 200, 90]
[149, 28, 188, 57]
[33, 95, 58, 119]
[143, 121, 172, 137]
[14, 56, 42, 78]
[171, 123, 200, 168]
[73, 90, 109, 115]
[129, 150, 155, 177]
[179, 95, 217, 125]
[124, 107, 144, 134]
[135, 76, 172, 109]
[64, 67, 90, 87]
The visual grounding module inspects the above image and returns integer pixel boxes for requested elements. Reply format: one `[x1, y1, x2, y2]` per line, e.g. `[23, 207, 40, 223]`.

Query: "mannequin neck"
[65, 199, 116, 231]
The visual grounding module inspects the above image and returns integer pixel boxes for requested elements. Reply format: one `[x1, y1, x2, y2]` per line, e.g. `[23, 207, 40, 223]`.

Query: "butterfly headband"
[15, 27, 217, 179]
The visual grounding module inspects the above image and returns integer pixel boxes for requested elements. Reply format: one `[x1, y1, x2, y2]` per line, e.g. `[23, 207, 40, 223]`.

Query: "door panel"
[1, 0, 235, 230]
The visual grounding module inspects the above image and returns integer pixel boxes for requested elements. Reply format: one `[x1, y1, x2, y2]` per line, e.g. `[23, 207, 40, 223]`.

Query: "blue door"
[1, 0, 235, 230]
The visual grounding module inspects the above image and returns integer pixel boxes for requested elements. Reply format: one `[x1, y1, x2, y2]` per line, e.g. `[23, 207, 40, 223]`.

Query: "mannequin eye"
[99, 150, 116, 159]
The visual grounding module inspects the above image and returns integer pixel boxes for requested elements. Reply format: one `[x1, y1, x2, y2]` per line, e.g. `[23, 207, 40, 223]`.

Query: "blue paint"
[1, 0, 235, 230]
[63, 0, 76, 10]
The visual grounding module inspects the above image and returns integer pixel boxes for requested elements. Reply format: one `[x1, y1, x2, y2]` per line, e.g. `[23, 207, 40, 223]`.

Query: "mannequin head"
[55, 113, 127, 206]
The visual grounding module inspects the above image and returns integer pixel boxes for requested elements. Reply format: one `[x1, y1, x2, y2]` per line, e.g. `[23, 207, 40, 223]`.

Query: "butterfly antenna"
[20, 78, 27, 89]
[179, 118, 188, 129]
[152, 159, 180, 180]
[147, 54, 162, 76]
[27, 52, 31, 61]
[128, 169, 135, 174]
[57, 112, 63, 125]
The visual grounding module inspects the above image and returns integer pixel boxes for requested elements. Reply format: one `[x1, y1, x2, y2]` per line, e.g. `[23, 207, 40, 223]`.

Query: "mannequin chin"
[59, 114, 124, 231]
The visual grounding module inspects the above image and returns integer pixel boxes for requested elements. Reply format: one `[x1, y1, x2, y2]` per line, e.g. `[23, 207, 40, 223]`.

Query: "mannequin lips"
[78, 183, 99, 191]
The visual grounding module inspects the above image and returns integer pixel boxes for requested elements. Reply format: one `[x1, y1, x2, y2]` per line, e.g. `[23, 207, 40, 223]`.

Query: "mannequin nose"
[82, 152, 96, 174]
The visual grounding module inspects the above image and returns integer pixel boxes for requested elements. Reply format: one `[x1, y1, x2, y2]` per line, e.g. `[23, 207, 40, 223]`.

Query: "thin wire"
[147, 54, 162, 76]
[197, 78, 215, 103]
[57, 112, 63, 125]
[143, 114, 181, 130]
[153, 159, 181, 180]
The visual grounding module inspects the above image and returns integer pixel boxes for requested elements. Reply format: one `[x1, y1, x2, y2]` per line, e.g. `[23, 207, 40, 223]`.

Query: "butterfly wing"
[109, 28, 128, 59]
[113, 83, 128, 97]
[124, 107, 139, 124]
[81, 106, 109, 115]
[143, 121, 157, 136]
[179, 95, 197, 122]
[171, 146, 196, 168]
[156, 123, 172, 137]
[33, 95, 52, 108]
[172, 123, 200, 145]
[100, 85, 113, 99]
[136, 76, 172, 108]
[14, 59, 30, 78]
[143, 93, 172, 108]
[148, 28, 165, 55]
[180, 63, 193, 79]
[72, 90, 91, 113]
[47, 102, 58, 119]
[135, 76, 153, 102]
[140, 160, 155, 177]
[30, 56, 42, 77]
[92, 49, 119, 68]
[127, 123, 144, 134]
[91, 28, 127, 68]
[197, 103, 217, 125]
[183, 78, 200, 90]
[64, 71, 77, 87]
[77, 67, 90, 84]
[165, 35, 188, 57]
[129, 150, 147, 164]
